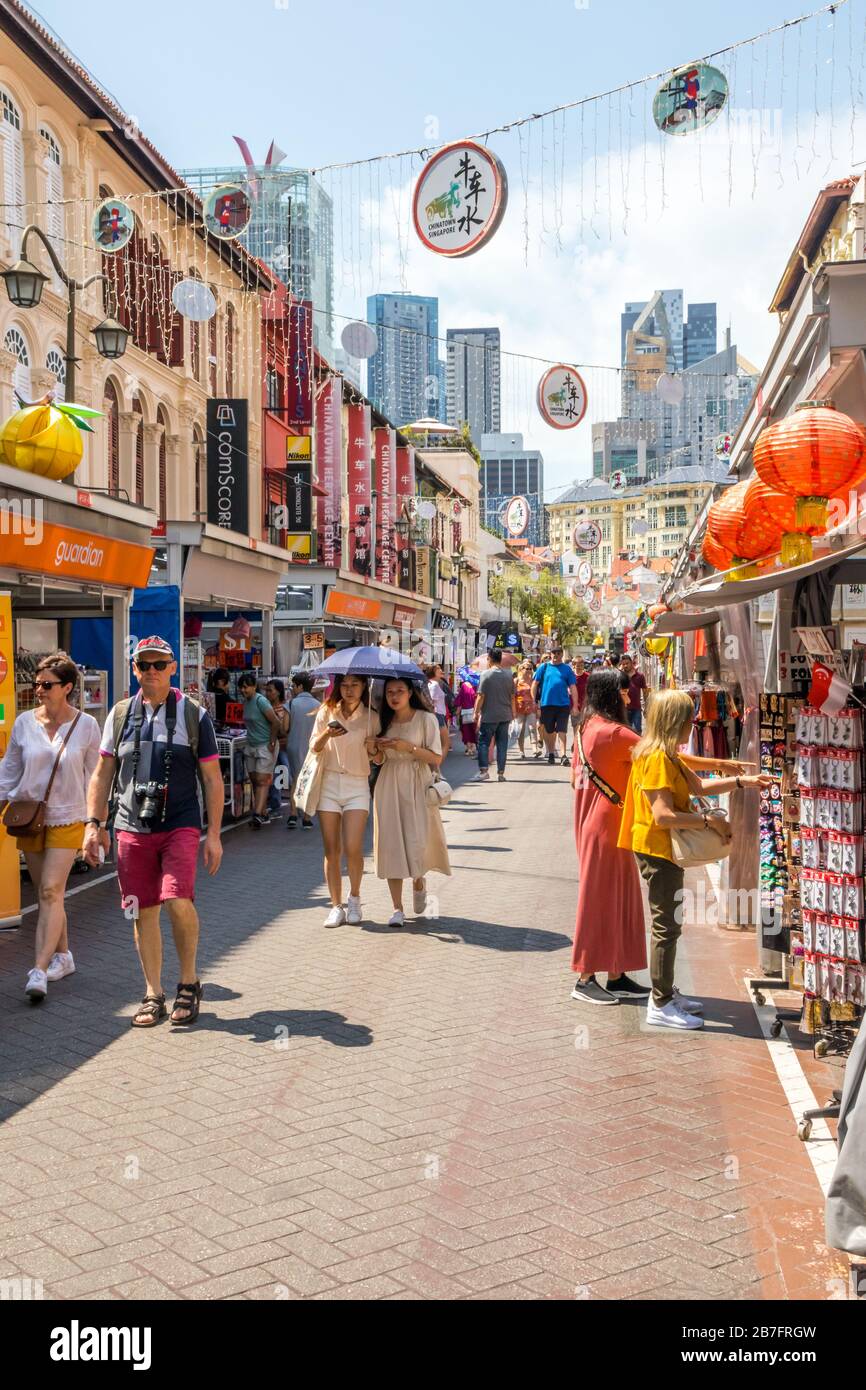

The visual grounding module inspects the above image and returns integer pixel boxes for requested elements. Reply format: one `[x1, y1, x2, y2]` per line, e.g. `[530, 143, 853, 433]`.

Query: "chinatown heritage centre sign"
[413, 140, 508, 258]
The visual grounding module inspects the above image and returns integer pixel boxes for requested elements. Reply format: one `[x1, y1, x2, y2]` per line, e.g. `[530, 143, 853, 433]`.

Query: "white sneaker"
[46, 950, 75, 982]
[672, 987, 703, 1014]
[25, 968, 48, 1001]
[476, 770, 490, 781]
[388, 910, 405, 929]
[645, 998, 703, 1030]
[346, 895, 363, 925]
[323, 906, 347, 928]
[412, 882, 427, 915]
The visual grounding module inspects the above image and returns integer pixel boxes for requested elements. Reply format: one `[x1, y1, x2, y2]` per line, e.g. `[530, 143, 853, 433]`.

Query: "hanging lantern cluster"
[752, 401, 866, 563]
[705, 479, 782, 580]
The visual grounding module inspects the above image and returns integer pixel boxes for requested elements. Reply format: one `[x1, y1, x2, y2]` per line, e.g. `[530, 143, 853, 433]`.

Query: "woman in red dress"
[570, 670, 650, 1005]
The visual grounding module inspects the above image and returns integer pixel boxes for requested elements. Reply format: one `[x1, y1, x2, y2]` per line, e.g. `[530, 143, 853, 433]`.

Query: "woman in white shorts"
[309, 673, 380, 928]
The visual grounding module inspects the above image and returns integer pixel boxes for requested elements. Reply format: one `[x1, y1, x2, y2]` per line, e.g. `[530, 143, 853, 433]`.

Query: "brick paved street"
[0, 744, 847, 1301]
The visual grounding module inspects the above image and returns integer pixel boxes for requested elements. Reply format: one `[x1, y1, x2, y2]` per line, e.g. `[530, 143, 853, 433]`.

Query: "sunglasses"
[135, 659, 171, 672]
[32, 679, 62, 690]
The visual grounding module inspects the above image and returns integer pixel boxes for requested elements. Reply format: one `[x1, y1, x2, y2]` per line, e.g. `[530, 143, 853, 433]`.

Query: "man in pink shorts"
[84, 637, 224, 1029]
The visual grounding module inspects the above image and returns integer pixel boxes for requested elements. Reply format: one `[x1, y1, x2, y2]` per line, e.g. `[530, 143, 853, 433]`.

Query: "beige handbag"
[670, 797, 731, 868]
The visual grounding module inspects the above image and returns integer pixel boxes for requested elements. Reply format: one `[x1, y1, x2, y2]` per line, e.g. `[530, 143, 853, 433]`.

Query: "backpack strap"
[182, 694, 206, 796]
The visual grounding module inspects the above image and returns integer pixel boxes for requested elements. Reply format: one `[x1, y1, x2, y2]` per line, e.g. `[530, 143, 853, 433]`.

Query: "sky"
[24, 0, 866, 494]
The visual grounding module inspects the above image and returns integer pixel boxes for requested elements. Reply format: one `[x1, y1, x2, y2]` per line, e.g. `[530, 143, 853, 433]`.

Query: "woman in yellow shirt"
[618, 689, 769, 1030]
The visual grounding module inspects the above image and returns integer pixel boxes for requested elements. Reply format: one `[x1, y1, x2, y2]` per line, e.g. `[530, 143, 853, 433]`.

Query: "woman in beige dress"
[370, 678, 451, 928]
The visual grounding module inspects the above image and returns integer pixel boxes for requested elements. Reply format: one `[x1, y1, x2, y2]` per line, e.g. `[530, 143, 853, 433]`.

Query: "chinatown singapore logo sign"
[573, 519, 602, 552]
[536, 365, 588, 429]
[504, 495, 530, 537]
[413, 140, 508, 258]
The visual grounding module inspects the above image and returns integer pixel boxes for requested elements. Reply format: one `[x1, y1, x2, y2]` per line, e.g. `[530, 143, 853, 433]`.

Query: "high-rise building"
[621, 290, 684, 372]
[365, 292, 443, 425]
[683, 302, 718, 368]
[479, 432, 545, 547]
[445, 327, 501, 446]
[180, 164, 334, 361]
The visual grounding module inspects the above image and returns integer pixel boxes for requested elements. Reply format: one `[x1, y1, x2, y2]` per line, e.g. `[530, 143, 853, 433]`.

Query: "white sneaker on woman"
[672, 987, 703, 1014]
[645, 998, 703, 1030]
[346, 895, 363, 925]
[323, 906, 347, 928]
[388, 910, 405, 929]
[25, 968, 48, 1001]
[46, 951, 75, 982]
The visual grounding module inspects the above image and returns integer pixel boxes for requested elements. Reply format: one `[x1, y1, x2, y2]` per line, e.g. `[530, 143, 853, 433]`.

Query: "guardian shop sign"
[207, 400, 249, 535]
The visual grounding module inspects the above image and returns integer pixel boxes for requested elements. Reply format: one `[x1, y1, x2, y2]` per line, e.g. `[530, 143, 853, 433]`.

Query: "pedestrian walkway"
[0, 745, 847, 1300]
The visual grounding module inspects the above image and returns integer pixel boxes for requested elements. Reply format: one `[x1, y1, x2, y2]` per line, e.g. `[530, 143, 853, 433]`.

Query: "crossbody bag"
[1, 712, 82, 839]
[575, 724, 622, 806]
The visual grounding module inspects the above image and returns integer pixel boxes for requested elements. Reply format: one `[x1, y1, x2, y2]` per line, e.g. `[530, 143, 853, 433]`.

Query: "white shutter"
[40, 129, 63, 244]
[1, 91, 24, 236]
[4, 328, 30, 402]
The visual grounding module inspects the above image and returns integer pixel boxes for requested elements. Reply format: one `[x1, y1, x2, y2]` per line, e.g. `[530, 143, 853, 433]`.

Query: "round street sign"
[503, 495, 531, 537]
[609, 469, 627, 493]
[589, 593, 602, 613]
[413, 140, 508, 258]
[577, 559, 593, 586]
[537, 364, 588, 430]
[573, 520, 602, 552]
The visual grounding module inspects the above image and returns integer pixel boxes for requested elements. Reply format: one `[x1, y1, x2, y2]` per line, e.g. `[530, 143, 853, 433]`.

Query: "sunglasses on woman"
[32, 679, 62, 690]
[135, 659, 171, 672]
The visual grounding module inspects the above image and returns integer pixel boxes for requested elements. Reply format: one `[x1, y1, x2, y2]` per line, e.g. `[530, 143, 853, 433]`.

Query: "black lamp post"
[506, 585, 514, 624]
[1, 224, 128, 406]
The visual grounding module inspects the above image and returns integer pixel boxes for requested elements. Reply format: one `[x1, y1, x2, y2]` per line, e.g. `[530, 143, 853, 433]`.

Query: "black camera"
[134, 780, 166, 825]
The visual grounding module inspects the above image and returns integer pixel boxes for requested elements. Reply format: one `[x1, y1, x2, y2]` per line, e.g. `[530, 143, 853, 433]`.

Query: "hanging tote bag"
[1, 712, 82, 840]
[294, 747, 325, 816]
[425, 771, 453, 808]
[670, 797, 732, 868]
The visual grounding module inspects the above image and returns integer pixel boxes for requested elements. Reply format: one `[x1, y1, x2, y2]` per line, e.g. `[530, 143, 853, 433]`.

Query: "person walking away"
[369, 678, 450, 927]
[238, 672, 281, 829]
[532, 646, 578, 766]
[265, 679, 291, 821]
[309, 674, 379, 926]
[474, 650, 516, 782]
[455, 673, 479, 757]
[424, 663, 451, 763]
[0, 653, 101, 1002]
[515, 660, 540, 759]
[84, 636, 224, 1028]
[285, 671, 319, 829]
[620, 654, 647, 734]
[569, 656, 589, 754]
[617, 688, 769, 1029]
[570, 670, 649, 1005]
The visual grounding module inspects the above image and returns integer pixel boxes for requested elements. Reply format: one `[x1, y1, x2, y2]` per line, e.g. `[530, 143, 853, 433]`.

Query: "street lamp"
[1, 224, 128, 407]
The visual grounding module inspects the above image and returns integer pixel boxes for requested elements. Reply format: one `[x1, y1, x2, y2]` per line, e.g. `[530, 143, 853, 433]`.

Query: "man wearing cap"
[84, 637, 224, 1029]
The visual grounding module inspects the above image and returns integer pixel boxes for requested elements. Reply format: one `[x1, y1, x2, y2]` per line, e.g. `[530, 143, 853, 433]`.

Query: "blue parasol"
[314, 645, 425, 681]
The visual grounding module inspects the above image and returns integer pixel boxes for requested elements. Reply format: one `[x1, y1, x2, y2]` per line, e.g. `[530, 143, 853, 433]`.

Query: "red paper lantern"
[742, 477, 822, 566]
[707, 479, 782, 577]
[701, 529, 734, 571]
[753, 400, 866, 538]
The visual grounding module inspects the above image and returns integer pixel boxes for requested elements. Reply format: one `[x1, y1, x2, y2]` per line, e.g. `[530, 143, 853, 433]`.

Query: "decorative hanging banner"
[504, 495, 530, 537]
[374, 426, 397, 585]
[396, 444, 416, 591]
[413, 139, 508, 258]
[610, 470, 627, 493]
[288, 301, 314, 426]
[171, 278, 216, 321]
[577, 559, 593, 586]
[653, 62, 728, 136]
[347, 403, 372, 579]
[714, 433, 733, 459]
[92, 198, 135, 252]
[395, 444, 416, 501]
[203, 183, 253, 240]
[656, 373, 685, 405]
[536, 365, 588, 430]
[316, 377, 342, 568]
[573, 519, 602, 552]
[341, 321, 378, 360]
[589, 593, 603, 613]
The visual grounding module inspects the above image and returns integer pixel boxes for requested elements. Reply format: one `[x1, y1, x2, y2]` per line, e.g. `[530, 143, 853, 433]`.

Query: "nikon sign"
[206, 400, 249, 535]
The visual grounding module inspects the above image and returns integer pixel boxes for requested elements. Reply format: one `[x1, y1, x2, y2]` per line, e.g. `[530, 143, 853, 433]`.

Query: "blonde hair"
[633, 689, 694, 762]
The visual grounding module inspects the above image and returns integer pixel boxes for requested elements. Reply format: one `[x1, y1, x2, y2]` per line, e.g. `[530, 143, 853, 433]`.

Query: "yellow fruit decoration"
[0, 402, 83, 480]
[645, 636, 669, 656]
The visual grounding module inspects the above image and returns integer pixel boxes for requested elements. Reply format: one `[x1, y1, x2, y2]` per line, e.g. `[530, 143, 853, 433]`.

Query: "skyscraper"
[479, 432, 545, 547]
[445, 327, 501, 446]
[180, 163, 334, 361]
[366, 292, 443, 425]
[683, 302, 718, 368]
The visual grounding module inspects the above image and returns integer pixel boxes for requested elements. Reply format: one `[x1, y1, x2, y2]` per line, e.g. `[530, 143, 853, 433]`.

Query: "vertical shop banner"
[0, 592, 20, 926]
[287, 300, 313, 426]
[374, 426, 397, 585]
[395, 444, 416, 501]
[286, 435, 313, 532]
[316, 377, 342, 568]
[206, 399, 249, 535]
[347, 403, 372, 578]
[395, 444, 416, 588]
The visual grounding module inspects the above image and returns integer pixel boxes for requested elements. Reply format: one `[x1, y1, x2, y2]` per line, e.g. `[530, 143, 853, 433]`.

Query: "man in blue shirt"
[531, 646, 578, 766]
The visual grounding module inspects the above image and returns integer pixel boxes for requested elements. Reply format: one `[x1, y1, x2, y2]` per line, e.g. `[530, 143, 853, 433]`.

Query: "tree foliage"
[488, 565, 592, 647]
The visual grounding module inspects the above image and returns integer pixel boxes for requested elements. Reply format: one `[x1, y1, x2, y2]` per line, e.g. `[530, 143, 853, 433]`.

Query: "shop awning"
[648, 609, 721, 634]
[182, 549, 280, 609]
[679, 533, 866, 609]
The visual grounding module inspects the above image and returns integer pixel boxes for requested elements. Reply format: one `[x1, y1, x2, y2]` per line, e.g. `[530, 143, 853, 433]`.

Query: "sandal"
[170, 980, 202, 1026]
[286, 815, 298, 829]
[131, 993, 167, 1028]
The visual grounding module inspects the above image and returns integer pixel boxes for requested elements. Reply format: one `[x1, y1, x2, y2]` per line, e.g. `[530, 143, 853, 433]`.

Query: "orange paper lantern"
[753, 400, 866, 537]
[707, 480, 782, 577]
[742, 477, 825, 567]
[701, 529, 734, 571]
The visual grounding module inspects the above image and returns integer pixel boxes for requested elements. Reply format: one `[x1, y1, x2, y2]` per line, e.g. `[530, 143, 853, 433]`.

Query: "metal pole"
[65, 278, 76, 407]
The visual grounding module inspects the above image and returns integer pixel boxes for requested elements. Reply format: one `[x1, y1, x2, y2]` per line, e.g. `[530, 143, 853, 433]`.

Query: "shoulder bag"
[667, 754, 731, 868]
[575, 725, 622, 806]
[1, 712, 82, 840]
[294, 745, 325, 815]
[426, 771, 453, 807]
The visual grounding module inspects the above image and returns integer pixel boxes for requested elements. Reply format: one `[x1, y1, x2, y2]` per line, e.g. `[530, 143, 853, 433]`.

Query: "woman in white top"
[309, 674, 380, 928]
[0, 652, 101, 1002]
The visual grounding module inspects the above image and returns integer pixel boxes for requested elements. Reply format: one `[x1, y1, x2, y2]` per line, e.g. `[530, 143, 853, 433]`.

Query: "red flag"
[808, 661, 851, 714]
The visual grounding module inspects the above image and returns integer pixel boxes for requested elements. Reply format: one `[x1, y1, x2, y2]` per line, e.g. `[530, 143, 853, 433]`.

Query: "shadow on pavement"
[360, 917, 569, 952]
[189, 1007, 373, 1048]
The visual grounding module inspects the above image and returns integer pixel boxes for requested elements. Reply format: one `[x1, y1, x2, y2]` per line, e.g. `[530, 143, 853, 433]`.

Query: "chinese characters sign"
[316, 378, 341, 568]
[348, 404, 372, 578]
[374, 426, 397, 585]
[573, 520, 602, 552]
[536, 365, 588, 430]
[413, 140, 508, 258]
[504, 496, 530, 537]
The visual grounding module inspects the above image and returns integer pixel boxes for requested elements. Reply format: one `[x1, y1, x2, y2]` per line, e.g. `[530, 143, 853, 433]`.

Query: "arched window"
[157, 405, 169, 524]
[225, 302, 235, 396]
[4, 325, 30, 400]
[39, 127, 63, 252]
[46, 346, 65, 400]
[193, 423, 204, 520]
[132, 394, 144, 506]
[208, 289, 218, 395]
[1, 88, 23, 234]
[104, 378, 119, 493]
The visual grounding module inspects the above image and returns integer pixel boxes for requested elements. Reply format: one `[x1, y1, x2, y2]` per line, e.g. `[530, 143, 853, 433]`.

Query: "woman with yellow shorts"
[0, 653, 101, 1002]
